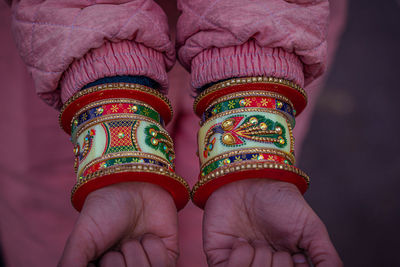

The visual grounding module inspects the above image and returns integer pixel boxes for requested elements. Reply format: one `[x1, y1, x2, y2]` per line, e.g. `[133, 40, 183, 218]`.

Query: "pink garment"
[0, 0, 346, 266]
[10, 0, 329, 108]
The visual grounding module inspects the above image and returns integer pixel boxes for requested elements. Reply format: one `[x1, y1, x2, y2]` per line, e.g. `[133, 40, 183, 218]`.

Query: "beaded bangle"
[60, 83, 173, 134]
[194, 76, 307, 118]
[71, 99, 163, 136]
[199, 111, 295, 162]
[202, 91, 295, 127]
[60, 84, 190, 211]
[191, 77, 309, 209]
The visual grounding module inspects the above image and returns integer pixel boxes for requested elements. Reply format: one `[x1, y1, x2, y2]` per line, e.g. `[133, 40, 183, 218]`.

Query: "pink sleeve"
[11, 0, 174, 109]
[176, 0, 329, 89]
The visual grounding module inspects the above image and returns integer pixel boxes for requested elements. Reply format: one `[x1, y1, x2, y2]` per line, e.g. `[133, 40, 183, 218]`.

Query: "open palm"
[203, 179, 342, 267]
[59, 182, 179, 267]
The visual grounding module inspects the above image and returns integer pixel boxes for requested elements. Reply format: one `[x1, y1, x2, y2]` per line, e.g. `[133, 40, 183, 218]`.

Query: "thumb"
[58, 185, 138, 267]
[301, 220, 343, 267]
[58, 215, 104, 267]
[58, 199, 127, 267]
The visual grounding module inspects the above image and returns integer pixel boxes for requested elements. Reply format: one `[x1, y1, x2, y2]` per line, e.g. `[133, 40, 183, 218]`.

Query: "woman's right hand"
[58, 182, 179, 267]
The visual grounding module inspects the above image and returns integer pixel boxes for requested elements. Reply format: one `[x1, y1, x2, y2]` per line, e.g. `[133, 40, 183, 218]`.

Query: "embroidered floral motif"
[145, 124, 175, 164]
[203, 115, 288, 158]
[111, 105, 119, 113]
[73, 129, 96, 172]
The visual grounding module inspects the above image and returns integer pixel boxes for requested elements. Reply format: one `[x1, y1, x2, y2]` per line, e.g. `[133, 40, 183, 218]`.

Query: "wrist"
[85, 182, 176, 209]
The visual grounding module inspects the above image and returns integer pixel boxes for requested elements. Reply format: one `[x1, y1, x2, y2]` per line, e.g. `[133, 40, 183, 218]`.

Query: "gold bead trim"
[201, 147, 295, 169]
[207, 90, 294, 110]
[72, 163, 190, 199]
[194, 76, 306, 113]
[191, 161, 310, 199]
[59, 83, 173, 128]
[201, 107, 294, 130]
[78, 151, 174, 178]
[71, 98, 159, 128]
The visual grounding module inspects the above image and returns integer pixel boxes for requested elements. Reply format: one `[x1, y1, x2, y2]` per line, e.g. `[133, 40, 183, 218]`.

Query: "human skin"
[58, 182, 179, 267]
[59, 179, 342, 266]
[203, 179, 342, 267]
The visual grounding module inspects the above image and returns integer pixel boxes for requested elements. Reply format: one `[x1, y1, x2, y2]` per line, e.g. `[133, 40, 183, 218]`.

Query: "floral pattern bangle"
[59, 85, 190, 211]
[202, 92, 295, 127]
[192, 84, 309, 209]
[71, 98, 163, 135]
[198, 110, 294, 165]
[60, 83, 173, 134]
[73, 117, 175, 176]
[194, 76, 307, 118]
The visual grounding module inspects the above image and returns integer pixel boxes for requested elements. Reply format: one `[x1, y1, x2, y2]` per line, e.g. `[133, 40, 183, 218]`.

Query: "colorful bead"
[149, 128, 157, 137]
[192, 80, 309, 209]
[59, 84, 189, 212]
[70, 99, 163, 135]
[222, 133, 236, 145]
[151, 138, 159, 145]
[249, 117, 258, 124]
[201, 93, 296, 128]
[199, 111, 293, 163]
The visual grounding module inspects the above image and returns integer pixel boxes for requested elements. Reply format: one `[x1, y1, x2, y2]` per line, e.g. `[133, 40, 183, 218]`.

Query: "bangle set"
[59, 77, 310, 211]
[191, 77, 310, 209]
[60, 83, 190, 211]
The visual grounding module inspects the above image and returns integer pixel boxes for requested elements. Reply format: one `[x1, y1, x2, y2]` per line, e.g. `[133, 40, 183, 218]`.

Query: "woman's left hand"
[202, 179, 342, 267]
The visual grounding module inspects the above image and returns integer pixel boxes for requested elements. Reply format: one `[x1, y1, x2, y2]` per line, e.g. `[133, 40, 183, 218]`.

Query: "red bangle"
[191, 78, 309, 209]
[60, 83, 173, 134]
[194, 77, 307, 117]
[60, 84, 189, 211]
[192, 162, 309, 209]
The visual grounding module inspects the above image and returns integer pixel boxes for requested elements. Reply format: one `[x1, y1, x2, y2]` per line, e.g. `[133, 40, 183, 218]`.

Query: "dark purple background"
[300, 0, 400, 266]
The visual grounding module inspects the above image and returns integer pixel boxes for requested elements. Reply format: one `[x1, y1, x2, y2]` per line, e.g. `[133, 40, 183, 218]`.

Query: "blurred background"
[300, 0, 400, 266]
[1, 0, 399, 266]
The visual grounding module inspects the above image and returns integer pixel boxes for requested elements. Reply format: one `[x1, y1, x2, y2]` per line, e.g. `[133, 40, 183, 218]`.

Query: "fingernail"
[238, 237, 247, 242]
[293, 254, 307, 263]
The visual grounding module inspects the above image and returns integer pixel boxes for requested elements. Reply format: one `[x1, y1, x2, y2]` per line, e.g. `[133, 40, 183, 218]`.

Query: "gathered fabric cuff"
[190, 40, 304, 90]
[60, 41, 168, 103]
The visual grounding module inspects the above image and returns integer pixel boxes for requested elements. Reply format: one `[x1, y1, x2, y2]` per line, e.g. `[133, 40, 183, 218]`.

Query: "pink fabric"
[11, 0, 328, 107]
[10, 0, 175, 109]
[0, 0, 346, 266]
[190, 43, 305, 89]
[60, 41, 169, 102]
[177, 0, 329, 88]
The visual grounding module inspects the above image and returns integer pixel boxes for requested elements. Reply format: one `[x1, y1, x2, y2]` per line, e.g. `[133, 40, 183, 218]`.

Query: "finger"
[99, 251, 126, 267]
[293, 253, 309, 267]
[121, 240, 151, 267]
[227, 238, 254, 267]
[59, 226, 96, 267]
[251, 240, 273, 267]
[141, 234, 173, 267]
[272, 252, 294, 267]
[301, 224, 342, 267]
[305, 239, 342, 267]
